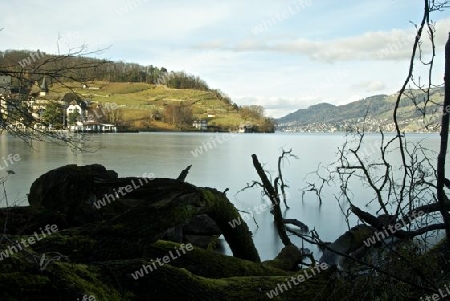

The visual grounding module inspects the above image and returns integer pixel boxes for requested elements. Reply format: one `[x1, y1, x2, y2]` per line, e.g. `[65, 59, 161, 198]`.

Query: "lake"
[0, 132, 442, 260]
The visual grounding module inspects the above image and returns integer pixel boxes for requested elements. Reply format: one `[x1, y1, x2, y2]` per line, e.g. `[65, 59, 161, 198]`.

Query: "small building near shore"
[69, 121, 117, 132]
[193, 120, 208, 131]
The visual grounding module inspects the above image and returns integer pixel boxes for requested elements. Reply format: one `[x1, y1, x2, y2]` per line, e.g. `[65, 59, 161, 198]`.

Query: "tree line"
[1, 50, 216, 93]
[0, 50, 240, 111]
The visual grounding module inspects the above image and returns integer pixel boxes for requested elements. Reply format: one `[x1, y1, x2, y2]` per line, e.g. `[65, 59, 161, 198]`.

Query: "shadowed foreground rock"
[0, 164, 438, 300]
[0, 164, 337, 300]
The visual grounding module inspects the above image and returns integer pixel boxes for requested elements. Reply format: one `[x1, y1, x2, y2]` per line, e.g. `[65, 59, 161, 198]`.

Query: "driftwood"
[283, 219, 309, 232]
[251, 154, 291, 246]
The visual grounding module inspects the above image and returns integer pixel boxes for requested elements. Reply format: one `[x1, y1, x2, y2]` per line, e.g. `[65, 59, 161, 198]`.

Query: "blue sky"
[1, 0, 449, 117]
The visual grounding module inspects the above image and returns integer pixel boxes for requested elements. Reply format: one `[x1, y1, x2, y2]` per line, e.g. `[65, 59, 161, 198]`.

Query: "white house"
[66, 100, 84, 119]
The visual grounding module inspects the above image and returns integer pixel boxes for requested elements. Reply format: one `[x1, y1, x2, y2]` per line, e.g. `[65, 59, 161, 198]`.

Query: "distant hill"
[0, 50, 275, 132]
[52, 81, 270, 131]
[276, 87, 444, 133]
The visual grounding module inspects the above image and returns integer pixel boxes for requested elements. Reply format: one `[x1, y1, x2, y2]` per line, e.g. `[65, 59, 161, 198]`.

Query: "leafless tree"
[250, 0, 450, 298]
[0, 34, 110, 153]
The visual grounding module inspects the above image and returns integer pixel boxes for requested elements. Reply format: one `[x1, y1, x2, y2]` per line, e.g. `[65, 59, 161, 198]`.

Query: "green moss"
[123, 263, 334, 300]
[51, 262, 125, 301]
[206, 235, 219, 251]
[350, 225, 373, 246]
[151, 240, 286, 278]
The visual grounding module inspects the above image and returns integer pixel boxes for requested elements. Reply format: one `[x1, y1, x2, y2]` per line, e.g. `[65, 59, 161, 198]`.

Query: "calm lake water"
[0, 132, 442, 260]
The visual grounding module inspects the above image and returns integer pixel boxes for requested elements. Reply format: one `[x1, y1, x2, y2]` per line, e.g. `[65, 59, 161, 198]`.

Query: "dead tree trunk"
[436, 32, 450, 247]
[251, 154, 292, 246]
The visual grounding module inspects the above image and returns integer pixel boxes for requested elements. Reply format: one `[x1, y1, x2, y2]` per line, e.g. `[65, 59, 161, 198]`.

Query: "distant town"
[0, 75, 122, 133]
[276, 116, 439, 133]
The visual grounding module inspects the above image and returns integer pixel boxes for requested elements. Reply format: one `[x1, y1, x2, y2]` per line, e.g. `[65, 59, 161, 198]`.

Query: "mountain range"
[275, 87, 445, 133]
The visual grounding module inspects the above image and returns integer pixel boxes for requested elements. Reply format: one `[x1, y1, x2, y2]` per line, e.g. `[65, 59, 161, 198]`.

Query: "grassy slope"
[51, 81, 250, 131]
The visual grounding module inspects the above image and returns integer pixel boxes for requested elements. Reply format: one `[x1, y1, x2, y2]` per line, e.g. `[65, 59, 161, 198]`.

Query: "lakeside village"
[0, 75, 256, 134]
[0, 76, 120, 133]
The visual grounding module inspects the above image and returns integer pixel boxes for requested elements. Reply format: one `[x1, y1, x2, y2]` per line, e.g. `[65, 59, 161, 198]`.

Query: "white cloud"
[227, 17, 450, 63]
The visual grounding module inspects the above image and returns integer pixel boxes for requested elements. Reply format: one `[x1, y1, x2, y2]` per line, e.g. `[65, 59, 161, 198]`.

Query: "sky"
[1, 0, 449, 118]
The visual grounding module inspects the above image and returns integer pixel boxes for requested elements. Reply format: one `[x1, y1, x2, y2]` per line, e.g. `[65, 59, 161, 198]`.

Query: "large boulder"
[28, 164, 118, 225]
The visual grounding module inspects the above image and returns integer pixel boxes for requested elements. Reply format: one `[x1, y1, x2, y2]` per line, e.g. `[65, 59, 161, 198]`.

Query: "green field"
[51, 81, 262, 131]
